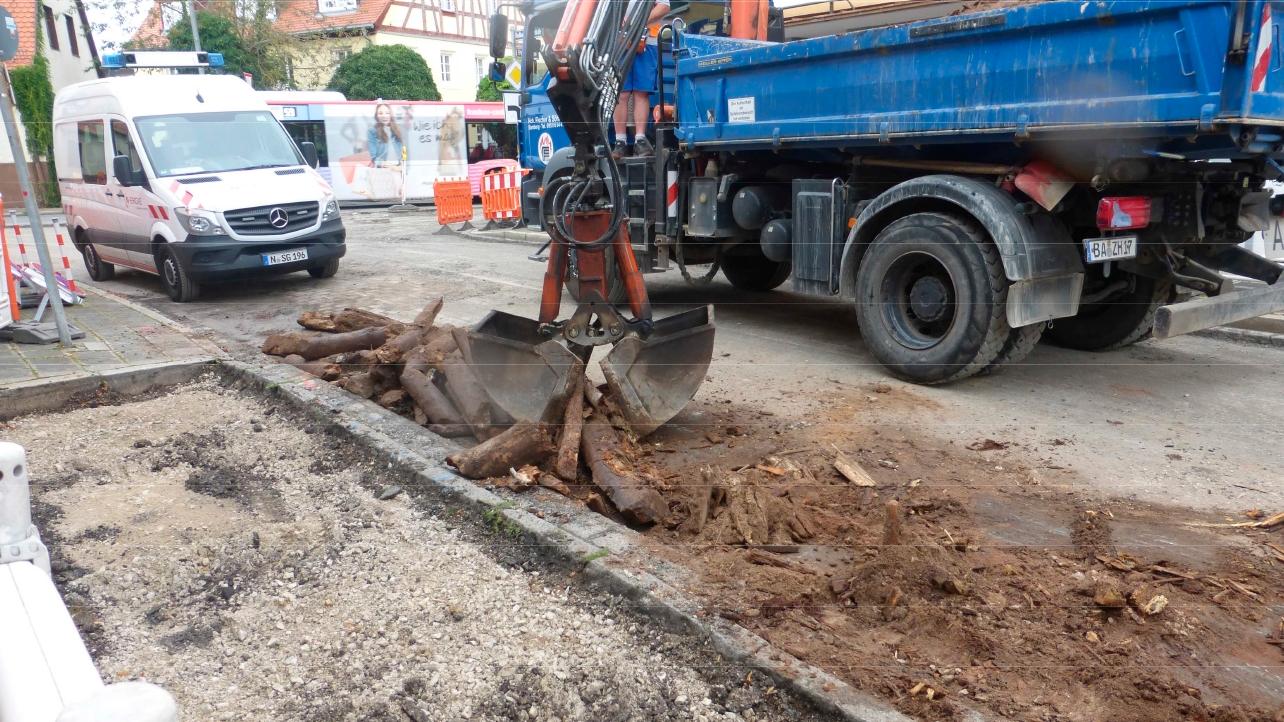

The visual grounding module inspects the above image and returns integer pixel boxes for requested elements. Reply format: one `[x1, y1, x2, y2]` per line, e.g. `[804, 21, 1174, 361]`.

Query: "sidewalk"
[0, 286, 222, 387]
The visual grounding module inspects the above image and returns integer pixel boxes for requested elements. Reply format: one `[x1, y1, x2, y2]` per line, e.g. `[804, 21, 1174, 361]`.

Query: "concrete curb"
[458, 226, 548, 247]
[1192, 325, 1284, 349]
[215, 359, 942, 722]
[0, 359, 215, 421]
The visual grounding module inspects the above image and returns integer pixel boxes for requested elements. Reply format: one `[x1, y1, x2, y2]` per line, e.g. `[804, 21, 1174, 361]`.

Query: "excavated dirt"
[620, 383, 1284, 722]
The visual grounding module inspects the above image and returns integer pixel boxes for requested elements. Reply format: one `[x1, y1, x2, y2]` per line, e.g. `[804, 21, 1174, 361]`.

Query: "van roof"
[53, 75, 268, 122]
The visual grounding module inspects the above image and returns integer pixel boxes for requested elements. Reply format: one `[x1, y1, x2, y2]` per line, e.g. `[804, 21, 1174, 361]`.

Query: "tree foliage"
[328, 44, 440, 101]
[475, 77, 514, 102]
[168, 7, 289, 88]
[11, 52, 59, 204]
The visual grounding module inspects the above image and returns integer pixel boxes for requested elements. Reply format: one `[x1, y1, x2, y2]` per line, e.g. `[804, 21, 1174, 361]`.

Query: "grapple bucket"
[461, 305, 716, 435]
[459, 310, 583, 424]
[601, 305, 716, 436]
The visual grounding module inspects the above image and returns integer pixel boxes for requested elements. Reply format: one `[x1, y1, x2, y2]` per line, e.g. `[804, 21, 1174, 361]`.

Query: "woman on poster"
[366, 103, 405, 200]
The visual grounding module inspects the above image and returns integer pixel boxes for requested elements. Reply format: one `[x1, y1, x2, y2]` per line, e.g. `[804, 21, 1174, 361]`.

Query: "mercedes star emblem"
[268, 207, 289, 229]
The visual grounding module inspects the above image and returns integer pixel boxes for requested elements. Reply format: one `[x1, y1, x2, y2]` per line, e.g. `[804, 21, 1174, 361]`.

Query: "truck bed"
[674, 0, 1284, 155]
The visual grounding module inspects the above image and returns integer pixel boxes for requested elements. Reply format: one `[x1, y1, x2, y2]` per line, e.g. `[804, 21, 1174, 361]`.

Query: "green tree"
[168, 8, 289, 88]
[11, 53, 59, 205]
[328, 45, 440, 101]
[474, 77, 513, 102]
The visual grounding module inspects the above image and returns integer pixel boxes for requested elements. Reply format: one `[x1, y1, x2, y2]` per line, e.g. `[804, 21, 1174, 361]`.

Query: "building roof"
[9, 0, 39, 66]
[273, 0, 393, 35]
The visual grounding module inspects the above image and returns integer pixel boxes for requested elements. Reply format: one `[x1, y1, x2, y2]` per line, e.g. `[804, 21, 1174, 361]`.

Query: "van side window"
[53, 123, 81, 182]
[77, 120, 106, 185]
[110, 120, 144, 178]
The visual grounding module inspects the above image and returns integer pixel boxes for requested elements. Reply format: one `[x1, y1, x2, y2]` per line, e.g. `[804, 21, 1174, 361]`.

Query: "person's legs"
[613, 93, 630, 142]
[632, 91, 650, 138]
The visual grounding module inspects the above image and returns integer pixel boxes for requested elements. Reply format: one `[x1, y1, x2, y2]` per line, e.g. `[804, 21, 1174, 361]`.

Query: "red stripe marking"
[1253, 6, 1274, 92]
[159, 207, 169, 220]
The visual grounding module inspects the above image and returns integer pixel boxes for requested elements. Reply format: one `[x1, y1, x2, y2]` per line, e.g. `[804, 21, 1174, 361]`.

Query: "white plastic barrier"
[0, 442, 178, 722]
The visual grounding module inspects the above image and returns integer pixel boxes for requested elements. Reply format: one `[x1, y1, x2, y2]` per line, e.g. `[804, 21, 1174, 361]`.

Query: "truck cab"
[53, 75, 345, 302]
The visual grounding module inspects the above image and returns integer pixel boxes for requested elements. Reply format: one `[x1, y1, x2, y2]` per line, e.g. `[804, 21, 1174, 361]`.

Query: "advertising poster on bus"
[321, 102, 468, 203]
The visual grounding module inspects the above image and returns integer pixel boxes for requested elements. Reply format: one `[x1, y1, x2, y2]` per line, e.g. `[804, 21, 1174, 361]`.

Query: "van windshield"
[134, 110, 302, 177]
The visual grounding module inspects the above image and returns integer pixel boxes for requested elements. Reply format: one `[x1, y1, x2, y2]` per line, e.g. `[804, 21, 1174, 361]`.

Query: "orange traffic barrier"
[480, 167, 530, 222]
[0, 197, 19, 321]
[433, 177, 475, 226]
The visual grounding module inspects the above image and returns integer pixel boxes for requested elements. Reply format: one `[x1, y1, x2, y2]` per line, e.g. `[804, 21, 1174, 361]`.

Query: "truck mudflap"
[1153, 280, 1284, 340]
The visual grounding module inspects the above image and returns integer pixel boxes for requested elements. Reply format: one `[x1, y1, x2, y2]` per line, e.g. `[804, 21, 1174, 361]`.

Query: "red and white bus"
[260, 92, 518, 204]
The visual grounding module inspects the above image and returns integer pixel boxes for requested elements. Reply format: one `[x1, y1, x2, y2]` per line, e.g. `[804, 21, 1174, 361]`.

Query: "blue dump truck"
[507, 0, 1284, 383]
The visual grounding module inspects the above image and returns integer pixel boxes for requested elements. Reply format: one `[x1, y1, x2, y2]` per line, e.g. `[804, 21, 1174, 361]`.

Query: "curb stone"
[220, 358, 984, 722]
[1191, 325, 1284, 349]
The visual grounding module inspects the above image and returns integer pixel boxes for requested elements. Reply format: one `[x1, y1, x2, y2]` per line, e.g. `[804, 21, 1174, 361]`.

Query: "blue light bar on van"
[101, 51, 224, 69]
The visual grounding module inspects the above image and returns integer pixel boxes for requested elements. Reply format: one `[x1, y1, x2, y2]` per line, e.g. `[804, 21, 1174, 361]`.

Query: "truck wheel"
[854, 212, 1011, 384]
[308, 258, 340, 279]
[81, 243, 115, 282]
[158, 249, 201, 303]
[981, 322, 1045, 375]
[1044, 274, 1172, 351]
[565, 249, 626, 304]
[721, 244, 792, 292]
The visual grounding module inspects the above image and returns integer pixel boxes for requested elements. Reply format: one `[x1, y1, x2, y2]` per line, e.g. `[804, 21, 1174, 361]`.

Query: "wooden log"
[262, 327, 387, 360]
[581, 413, 669, 526]
[554, 373, 587, 480]
[332, 308, 403, 333]
[681, 466, 722, 535]
[336, 372, 378, 399]
[401, 368, 468, 428]
[297, 311, 338, 332]
[445, 422, 554, 479]
[427, 422, 476, 438]
[412, 297, 445, 328]
[440, 354, 509, 440]
[281, 354, 341, 381]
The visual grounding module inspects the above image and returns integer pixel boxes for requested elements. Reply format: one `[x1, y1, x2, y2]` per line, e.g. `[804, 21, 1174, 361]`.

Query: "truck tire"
[1044, 275, 1172, 351]
[854, 212, 1011, 384]
[158, 248, 201, 303]
[308, 258, 340, 279]
[721, 244, 792, 291]
[565, 249, 627, 304]
[981, 322, 1045, 375]
[81, 243, 115, 282]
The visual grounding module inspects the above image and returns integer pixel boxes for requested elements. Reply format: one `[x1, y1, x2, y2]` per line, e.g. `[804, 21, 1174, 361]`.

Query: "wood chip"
[832, 446, 877, 487]
[1188, 510, 1284, 529]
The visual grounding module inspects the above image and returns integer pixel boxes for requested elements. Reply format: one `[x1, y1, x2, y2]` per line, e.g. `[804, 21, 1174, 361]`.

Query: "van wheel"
[308, 258, 340, 279]
[159, 249, 200, 302]
[854, 212, 1011, 384]
[82, 243, 115, 281]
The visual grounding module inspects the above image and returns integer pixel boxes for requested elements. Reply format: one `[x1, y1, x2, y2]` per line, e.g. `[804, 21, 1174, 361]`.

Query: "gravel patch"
[5, 378, 831, 722]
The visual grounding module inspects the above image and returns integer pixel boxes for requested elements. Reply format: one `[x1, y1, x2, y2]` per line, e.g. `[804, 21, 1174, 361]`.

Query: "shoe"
[611, 141, 627, 161]
[633, 136, 654, 157]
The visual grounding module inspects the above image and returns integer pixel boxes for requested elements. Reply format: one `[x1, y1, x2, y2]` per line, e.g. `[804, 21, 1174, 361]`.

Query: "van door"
[74, 119, 124, 263]
[108, 119, 159, 271]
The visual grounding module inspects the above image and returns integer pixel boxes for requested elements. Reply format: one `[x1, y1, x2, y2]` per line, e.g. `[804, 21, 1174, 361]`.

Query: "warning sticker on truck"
[728, 97, 756, 124]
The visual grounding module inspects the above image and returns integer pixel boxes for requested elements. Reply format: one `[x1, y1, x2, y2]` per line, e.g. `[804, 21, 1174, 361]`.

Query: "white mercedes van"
[53, 75, 345, 302]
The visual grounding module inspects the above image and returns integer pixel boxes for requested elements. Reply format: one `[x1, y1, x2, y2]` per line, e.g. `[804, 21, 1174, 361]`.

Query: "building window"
[475, 56, 485, 81]
[441, 0, 456, 12]
[331, 48, 352, 65]
[64, 15, 79, 57]
[42, 6, 59, 51]
[440, 53, 452, 82]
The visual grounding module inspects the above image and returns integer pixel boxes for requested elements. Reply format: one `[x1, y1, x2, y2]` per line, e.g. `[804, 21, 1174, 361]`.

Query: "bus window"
[284, 120, 329, 166]
[466, 121, 517, 163]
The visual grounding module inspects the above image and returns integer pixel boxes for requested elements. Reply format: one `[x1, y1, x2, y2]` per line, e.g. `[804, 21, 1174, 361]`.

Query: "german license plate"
[262, 248, 308, 266]
[1083, 235, 1137, 263]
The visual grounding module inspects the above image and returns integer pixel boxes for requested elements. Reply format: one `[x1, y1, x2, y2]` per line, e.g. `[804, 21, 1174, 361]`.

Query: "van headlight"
[175, 208, 223, 236]
[322, 199, 340, 220]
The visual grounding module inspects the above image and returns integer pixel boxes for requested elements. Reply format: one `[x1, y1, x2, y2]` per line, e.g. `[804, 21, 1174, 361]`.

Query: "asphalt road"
[74, 209, 1284, 512]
